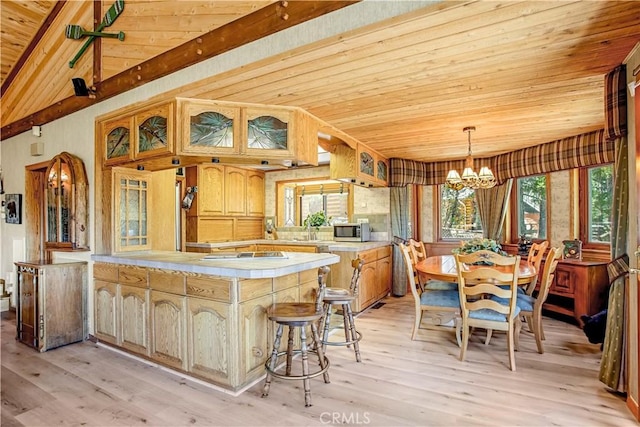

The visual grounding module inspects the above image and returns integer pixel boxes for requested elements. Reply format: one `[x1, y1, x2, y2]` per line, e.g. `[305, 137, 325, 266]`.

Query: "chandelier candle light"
[445, 126, 496, 190]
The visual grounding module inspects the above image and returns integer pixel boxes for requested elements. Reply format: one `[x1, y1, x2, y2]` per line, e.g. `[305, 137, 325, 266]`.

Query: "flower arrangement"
[452, 238, 508, 256]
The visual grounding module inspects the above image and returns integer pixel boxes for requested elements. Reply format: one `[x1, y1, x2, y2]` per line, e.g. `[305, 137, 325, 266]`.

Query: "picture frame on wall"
[5, 194, 22, 224]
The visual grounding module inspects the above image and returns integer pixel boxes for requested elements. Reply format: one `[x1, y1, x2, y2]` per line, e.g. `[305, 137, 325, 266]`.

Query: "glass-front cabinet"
[134, 102, 174, 160]
[45, 152, 89, 250]
[244, 108, 294, 159]
[113, 168, 151, 252]
[179, 100, 241, 155]
[103, 116, 133, 165]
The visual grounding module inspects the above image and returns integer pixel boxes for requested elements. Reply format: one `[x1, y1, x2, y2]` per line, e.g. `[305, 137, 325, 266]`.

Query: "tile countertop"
[92, 251, 340, 279]
[184, 240, 391, 252]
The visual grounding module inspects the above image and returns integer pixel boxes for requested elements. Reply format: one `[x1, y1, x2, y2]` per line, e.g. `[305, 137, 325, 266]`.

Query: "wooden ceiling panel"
[1, 0, 638, 165]
[0, 0, 56, 86]
[100, 0, 277, 80]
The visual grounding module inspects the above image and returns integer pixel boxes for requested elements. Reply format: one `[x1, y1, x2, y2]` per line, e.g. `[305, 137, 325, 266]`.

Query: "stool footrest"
[264, 350, 330, 381]
[322, 329, 362, 347]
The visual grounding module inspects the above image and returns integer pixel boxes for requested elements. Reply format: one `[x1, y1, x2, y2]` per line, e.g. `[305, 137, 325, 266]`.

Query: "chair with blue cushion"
[408, 239, 457, 292]
[455, 250, 521, 371]
[400, 243, 461, 344]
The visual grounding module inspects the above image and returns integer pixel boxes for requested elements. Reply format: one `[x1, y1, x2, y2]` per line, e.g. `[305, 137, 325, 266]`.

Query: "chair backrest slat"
[349, 258, 364, 295]
[535, 247, 561, 307]
[316, 266, 330, 312]
[525, 241, 549, 294]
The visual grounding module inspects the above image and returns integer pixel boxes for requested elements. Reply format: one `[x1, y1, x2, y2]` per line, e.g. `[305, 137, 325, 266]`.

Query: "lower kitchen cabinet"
[120, 285, 149, 355]
[329, 245, 392, 312]
[186, 297, 232, 385]
[239, 293, 272, 385]
[94, 280, 119, 345]
[150, 290, 187, 370]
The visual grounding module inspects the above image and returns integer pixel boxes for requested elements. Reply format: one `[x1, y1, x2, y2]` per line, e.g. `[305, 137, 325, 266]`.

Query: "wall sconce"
[72, 78, 96, 98]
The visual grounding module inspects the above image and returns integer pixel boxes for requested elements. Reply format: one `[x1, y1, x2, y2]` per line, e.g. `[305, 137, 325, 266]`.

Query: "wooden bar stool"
[321, 258, 363, 362]
[262, 266, 331, 407]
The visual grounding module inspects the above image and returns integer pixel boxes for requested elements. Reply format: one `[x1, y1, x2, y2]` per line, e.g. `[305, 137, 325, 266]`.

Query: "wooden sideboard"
[539, 259, 609, 323]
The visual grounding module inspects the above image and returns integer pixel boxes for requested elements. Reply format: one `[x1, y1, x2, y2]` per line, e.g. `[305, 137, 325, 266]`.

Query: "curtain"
[390, 186, 409, 296]
[599, 64, 628, 392]
[475, 179, 513, 241]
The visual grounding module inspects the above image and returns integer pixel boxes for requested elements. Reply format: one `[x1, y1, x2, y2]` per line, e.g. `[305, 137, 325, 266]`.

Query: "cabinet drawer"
[149, 269, 186, 295]
[358, 248, 378, 264]
[119, 266, 148, 288]
[94, 263, 118, 282]
[239, 278, 272, 302]
[273, 273, 298, 292]
[376, 246, 391, 259]
[551, 267, 574, 295]
[186, 275, 231, 302]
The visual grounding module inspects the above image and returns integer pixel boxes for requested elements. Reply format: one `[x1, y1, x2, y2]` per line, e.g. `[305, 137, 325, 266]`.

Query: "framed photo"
[562, 239, 582, 260]
[5, 194, 22, 224]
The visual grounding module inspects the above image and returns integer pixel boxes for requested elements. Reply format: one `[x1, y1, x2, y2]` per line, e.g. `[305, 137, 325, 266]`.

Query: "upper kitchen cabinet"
[178, 100, 241, 156]
[45, 152, 89, 251]
[133, 102, 175, 160]
[330, 143, 388, 188]
[102, 116, 133, 165]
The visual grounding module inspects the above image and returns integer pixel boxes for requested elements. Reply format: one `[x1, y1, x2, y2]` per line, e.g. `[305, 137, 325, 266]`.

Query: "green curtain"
[475, 179, 513, 241]
[390, 186, 409, 296]
[599, 136, 629, 391]
[599, 64, 628, 392]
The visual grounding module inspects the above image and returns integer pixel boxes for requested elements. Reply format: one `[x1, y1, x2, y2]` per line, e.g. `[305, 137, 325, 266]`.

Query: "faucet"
[306, 221, 312, 241]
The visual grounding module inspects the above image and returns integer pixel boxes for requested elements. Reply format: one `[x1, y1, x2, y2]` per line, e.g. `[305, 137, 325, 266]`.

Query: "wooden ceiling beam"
[1, 1, 360, 141]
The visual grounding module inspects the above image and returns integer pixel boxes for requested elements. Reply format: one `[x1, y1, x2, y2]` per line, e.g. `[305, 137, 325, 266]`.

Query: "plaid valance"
[389, 129, 614, 187]
[604, 64, 627, 140]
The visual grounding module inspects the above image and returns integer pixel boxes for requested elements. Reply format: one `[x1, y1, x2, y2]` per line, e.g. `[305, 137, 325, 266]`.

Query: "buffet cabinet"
[15, 260, 88, 352]
[539, 259, 609, 323]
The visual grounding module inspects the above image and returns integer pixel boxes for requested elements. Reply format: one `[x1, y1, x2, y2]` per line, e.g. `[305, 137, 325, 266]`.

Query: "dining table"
[415, 254, 537, 286]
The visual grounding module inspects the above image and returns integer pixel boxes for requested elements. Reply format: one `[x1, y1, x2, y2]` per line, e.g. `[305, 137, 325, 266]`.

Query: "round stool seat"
[323, 287, 357, 304]
[268, 303, 324, 324]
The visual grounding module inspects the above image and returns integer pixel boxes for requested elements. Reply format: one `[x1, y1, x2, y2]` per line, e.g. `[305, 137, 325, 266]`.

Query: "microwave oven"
[334, 223, 371, 242]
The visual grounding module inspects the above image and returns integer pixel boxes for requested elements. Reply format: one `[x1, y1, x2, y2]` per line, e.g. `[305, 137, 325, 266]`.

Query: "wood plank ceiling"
[1, 1, 639, 163]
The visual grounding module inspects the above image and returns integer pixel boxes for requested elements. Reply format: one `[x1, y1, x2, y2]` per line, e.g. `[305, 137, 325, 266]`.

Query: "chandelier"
[445, 126, 496, 190]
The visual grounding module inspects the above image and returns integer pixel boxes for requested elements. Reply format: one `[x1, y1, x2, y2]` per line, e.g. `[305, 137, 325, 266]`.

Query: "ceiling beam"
[1, 0, 360, 141]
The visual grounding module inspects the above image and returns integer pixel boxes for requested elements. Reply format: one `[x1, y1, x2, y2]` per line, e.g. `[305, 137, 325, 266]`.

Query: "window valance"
[389, 129, 614, 187]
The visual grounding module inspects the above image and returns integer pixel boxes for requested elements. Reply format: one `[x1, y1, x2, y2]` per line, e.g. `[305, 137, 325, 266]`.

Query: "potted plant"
[303, 211, 328, 240]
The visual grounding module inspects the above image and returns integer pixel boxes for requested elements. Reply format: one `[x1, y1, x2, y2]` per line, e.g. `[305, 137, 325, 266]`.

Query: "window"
[514, 174, 548, 240]
[439, 185, 483, 240]
[580, 164, 613, 246]
[278, 179, 353, 227]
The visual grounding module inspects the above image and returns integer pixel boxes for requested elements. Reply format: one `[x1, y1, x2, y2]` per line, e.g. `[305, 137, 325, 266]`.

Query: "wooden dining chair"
[455, 250, 521, 371]
[408, 239, 457, 292]
[400, 243, 461, 344]
[518, 246, 562, 353]
[523, 241, 549, 296]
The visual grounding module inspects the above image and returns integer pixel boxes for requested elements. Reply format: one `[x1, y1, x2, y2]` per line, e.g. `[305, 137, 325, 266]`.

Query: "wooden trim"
[25, 160, 51, 261]
[0, 1, 67, 97]
[578, 164, 613, 253]
[1, 1, 360, 141]
[508, 173, 551, 244]
[628, 389, 640, 421]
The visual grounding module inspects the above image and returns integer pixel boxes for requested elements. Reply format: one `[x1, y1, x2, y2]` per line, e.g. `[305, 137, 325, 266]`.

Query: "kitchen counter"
[185, 239, 391, 253]
[92, 250, 339, 279]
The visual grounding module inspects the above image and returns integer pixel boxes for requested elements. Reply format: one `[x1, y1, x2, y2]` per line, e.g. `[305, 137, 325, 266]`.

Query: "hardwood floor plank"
[1, 295, 635, 426]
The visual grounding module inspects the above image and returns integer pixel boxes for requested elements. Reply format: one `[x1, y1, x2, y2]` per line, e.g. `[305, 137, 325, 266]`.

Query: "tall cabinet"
[15, 260, 88, 352]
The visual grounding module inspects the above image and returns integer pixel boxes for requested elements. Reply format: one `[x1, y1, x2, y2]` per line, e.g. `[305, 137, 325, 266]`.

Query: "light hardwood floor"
[1, 294, 635, 426]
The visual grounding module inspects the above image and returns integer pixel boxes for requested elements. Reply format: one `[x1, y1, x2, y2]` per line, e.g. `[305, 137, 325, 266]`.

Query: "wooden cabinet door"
[186, 297, 232, 385]
[94, 280, 119, 345]
[150, 290, 187, 370]
[243, 108, 294, 158]
[239, 294, 272, 384]
[224, 167, 247, 215]
[133, 102, 174, 160]
[377, 256, 392, 300]
[359, 261, 377, 311]
[179, 100, 241, 156]
[17, 268, 37, 348]
[246, 170, 265, 217]
[103, 116, 133, 165]
[119, 285, 149, 356]
[198, 164, 225, 216]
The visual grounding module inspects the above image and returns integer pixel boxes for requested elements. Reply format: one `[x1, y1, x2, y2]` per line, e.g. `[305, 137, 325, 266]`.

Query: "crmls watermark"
[319, 412, 371, 425]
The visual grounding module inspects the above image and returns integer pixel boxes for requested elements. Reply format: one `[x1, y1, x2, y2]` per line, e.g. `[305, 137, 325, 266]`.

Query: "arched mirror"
[45, 152, 89, 250]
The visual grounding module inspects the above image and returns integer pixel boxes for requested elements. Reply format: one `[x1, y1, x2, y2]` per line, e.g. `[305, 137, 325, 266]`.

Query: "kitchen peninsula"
[91, 250, 339, 393]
